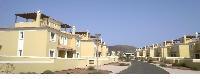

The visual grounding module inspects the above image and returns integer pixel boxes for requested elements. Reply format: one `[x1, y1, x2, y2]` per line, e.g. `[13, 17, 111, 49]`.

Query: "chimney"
[196, 32, 199, 38]
[86, 29, 89, 38]
[71, 26, 76, 34]
[183, 35, 187, 44]
[171, 40, 174, 44]
[152, 44, 155, 48]
[100, 38, 103, 43]
[164, 41, 167, 46]
[36, 10, 41, 26]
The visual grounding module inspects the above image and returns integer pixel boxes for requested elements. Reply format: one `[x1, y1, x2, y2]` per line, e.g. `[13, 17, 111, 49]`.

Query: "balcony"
[15, 22, 39, 28]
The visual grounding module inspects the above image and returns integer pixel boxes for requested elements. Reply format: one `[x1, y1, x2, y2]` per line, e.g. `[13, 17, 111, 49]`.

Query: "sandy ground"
[153, 64, 200, 74]
[99, 62, 131, 74]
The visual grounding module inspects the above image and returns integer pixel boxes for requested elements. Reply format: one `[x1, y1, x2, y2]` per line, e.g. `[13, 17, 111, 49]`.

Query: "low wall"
[0, 56, 88, 73]
[0, 56, 116, 73]
[192, 59, 200, 63]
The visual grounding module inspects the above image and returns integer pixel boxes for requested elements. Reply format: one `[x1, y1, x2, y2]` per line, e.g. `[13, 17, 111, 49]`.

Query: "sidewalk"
[99, 62, 130, 74]
[153, 64, 200, 74]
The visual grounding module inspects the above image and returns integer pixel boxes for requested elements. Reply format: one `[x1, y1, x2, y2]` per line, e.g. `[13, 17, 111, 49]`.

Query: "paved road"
[119, 60, 169, 74]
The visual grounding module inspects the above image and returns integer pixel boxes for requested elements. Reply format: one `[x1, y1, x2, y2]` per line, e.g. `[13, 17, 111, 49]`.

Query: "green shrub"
[140, 58, 144, 61]
[119, 63, 129, 66]
[164, 60, 172, 64]
[87, 66, 95, 70]
[191, 66, 198, 70]
[147, 59, 153, 63]
[159, 62, 167, 67]
[42, 70, 54, 74]
[172, 62, 186, 67]
[187, 63, 200, 71]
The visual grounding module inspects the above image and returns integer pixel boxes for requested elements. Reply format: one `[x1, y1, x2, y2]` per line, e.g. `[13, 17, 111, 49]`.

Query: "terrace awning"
[61, 24, 71, 28]
[15, 12, 49, 19]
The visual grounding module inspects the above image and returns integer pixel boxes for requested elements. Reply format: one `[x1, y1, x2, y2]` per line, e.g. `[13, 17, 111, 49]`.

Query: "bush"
[140, 58, 144, 61]
[191, 66, 198, 70]
[159, 62, 167, 67]
[87, 66, 95, 70]
[42, 70, 54, 74]
[187, 63, 200, 71]
[118, 63, 129, 66]
[163, 60, 171, 64]
[172, 62, 186, 67]
[0, 63, 15, 74]
[147, 59, 153, 63]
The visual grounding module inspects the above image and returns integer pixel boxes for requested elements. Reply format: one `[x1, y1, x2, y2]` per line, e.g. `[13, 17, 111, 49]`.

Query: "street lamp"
[95, 34, 101, 72]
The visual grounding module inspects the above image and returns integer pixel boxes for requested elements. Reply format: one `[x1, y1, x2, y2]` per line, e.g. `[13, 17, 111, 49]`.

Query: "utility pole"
[95, 34, 101, 72]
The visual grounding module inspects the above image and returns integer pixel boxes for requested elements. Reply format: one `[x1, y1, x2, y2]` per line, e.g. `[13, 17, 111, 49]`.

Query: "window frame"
[19, 31, 24, 40]
[49, 49, 56, 58]
[76, 39, 80, 47]
[64, 37, 67, 45]
[17, 49, 23, 56]
[50, 32, 56, 42]
[89, 60, 94, 64]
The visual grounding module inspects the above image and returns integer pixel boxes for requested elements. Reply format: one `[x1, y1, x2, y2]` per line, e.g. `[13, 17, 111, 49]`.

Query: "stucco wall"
[101, 45, 108, 57]
[0, 56, 115, 73]
[80, 41, 96, 57]
[179, 45, 190, 58]
[23, 30, 48, 57]
[0, 31, 18, 56]
[0, 57, 88, 73]
[0, 30, 49, 57]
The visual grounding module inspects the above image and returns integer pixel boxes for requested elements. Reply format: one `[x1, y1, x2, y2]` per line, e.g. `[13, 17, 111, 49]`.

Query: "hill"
[108, 45, 137, 53]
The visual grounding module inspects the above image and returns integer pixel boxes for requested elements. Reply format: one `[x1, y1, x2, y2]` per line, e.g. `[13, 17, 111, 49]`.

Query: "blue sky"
[0, 0, 200, 47]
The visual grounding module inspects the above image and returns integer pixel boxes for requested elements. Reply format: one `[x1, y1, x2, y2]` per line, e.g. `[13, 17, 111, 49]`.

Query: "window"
[0, 45, 2, 50]
[89, 60, 94, 64]
[76, 40, 80, 47]
[76, 52, 80, 58]
[64, 37, 67, 45]
[19, 31, 24, 40]
[50, 32, 56, 42]
[171, 54, 176, 57]
[18, 50, 23, 56]
[60, 36, 63, 44]
[195, 54, 200, 59]
[49, 49, 55, 57]
[59, 36, 67, 45]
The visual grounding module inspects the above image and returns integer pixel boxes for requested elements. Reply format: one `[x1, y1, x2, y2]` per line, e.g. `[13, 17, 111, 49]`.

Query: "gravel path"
[119, 60, 169, 74]
[99, 62, 130, 74]
[154, 64, 200, 74]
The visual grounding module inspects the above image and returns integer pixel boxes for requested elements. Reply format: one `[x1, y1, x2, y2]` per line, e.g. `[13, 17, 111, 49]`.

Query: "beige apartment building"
[0, 11, 116, 73]
[75, 31, 116, 66]
[160, 40, 175, 58]
[146, 44, 160, 58]
[136, 32, 200, 63]
[135, 48, 143, 58]
[0, 11, 81, 58]
[187, 32, 200, 59]
[168, 35, 197, 58]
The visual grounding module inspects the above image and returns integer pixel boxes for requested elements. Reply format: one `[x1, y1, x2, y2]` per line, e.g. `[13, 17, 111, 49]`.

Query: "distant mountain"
[108, 45, 137, 53]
